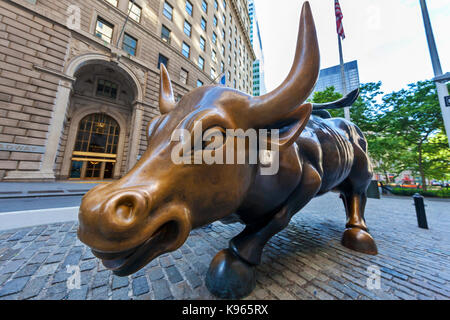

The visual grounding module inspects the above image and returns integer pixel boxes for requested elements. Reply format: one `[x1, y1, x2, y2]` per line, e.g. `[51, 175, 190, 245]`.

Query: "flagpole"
[338, 34, 350, 121]
[117, 0, 136, 47]
[210, 72, 225, 85]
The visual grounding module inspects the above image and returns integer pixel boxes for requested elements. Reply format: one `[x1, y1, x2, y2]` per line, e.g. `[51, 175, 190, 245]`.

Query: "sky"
[253, 0, 450, 95]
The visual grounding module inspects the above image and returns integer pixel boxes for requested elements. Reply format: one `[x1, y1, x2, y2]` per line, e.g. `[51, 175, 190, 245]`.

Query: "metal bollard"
[413, 193, 429, 229]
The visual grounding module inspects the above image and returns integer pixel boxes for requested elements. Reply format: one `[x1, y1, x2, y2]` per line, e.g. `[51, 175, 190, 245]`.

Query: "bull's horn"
[250, 2, 320, 127]
[313, 88, 360, 110]
[159, 64, 176, 114]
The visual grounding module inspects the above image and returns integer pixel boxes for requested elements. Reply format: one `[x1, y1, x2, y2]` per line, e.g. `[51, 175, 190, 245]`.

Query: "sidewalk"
[0, 182, 101, 199]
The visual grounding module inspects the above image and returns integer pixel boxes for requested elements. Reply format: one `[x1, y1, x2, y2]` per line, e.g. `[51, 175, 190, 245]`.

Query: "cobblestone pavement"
[0, 193, 449, 300]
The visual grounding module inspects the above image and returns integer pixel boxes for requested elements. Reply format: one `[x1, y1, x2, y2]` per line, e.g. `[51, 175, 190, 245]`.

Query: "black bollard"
[413, 193, 428, 229]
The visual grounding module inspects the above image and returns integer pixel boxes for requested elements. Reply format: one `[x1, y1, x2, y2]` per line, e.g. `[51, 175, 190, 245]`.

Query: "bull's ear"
[263, 103, 312, 151]
[159, 63, 176, 114]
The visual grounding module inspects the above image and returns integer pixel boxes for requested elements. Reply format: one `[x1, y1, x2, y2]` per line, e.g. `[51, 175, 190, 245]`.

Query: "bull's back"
[297, 117, 365, 194]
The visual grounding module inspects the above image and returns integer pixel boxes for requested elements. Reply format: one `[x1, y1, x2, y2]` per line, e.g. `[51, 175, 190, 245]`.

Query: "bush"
[390, 187, 450, 198]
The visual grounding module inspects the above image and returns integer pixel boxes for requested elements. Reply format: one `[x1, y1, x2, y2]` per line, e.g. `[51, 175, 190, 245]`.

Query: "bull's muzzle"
[77, 184, 191, 276]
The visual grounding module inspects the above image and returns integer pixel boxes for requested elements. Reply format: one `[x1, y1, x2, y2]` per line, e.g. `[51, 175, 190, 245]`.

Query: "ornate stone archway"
[7, 53, 146, 181]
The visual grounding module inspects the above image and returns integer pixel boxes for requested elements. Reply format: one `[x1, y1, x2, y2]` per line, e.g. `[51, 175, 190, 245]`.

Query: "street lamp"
[419, 0, 450, 147]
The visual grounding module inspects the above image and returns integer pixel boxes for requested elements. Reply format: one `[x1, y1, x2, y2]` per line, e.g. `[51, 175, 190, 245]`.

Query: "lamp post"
[419, 0, 450, 147]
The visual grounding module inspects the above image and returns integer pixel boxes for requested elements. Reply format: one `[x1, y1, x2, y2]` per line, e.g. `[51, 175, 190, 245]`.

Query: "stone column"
[127, 102, 144, 171]
[5, 78, 74, 181]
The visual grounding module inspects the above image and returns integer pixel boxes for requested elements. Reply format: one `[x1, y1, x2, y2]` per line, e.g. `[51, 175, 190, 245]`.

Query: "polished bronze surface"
[78, 2, 378, 299]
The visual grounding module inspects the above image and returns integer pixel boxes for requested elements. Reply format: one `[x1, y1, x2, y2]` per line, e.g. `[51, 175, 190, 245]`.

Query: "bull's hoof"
[342, 228, 378, 255]
[205, 249, 256, 299]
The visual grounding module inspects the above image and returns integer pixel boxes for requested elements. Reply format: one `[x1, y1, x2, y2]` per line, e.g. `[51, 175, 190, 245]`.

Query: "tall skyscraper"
[310, 60, 360, 98]
[248, 0, 267, 96]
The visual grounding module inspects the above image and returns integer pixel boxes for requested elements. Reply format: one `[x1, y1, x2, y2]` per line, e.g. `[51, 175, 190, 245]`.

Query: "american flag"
[335, 0, 345, 39]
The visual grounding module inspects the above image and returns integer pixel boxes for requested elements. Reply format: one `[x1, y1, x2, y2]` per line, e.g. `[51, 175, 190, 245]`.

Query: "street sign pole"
[420, 0, 450, 147]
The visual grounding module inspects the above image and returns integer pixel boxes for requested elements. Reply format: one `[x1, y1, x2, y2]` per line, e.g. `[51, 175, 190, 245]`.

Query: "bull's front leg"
[205, 206, 291, 300]
[205, 163, 322, 299]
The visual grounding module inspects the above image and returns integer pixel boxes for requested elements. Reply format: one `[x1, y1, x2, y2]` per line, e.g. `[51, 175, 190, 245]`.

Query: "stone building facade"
[0, 0, 255, 181]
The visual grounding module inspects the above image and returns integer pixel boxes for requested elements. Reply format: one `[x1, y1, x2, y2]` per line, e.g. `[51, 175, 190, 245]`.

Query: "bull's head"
[78, 2, 320, 276]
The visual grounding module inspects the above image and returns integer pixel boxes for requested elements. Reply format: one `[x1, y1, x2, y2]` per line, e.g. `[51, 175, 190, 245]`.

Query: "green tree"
[422, 131, 450, 181]
[381, 80, 446, 190]
[310, 82, 449, 187]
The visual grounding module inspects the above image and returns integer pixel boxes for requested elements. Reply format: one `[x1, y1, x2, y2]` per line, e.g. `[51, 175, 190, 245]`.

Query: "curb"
[0, 206, 80, 231]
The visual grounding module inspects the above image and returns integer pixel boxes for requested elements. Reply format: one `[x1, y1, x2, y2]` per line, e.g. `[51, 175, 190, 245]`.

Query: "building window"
[227, 71, 231, 81]
[122, 33, 137, 56]
[228, 27, 232, 36]
[71, 113, 120, 179]
[105, 0, 117, 7]
[201, 0, 208, 13]
[95, 17, 114, 44]
[199, 36, 206, 51]
[158, 54, 169, 69]
[221, 44, 225, 55]
[223, 0, 226, 10]
[211, 49, 216, 62]
[211, 67, 216, 79]
[212, 32, 217, 45]
[184, 20, 192, 37]
[198, 56, 205, 70]
[182, 42, 190, 58]
[186, 0, 193, 16]
[222, 13, 226, 25]
[201, 17, 207, 31]
[161, 25, 171, 43]
[180, 68, 189, 85]
[197, 80, 204, 87]
[220, 61, 224, 73]
[233, 79, 236, 88]
[228, 55, 231, 66]
[128, 2, 142, 23]
[163, 2, 173, 20]
[213, 15, 218, 27]
[221, 29, 225, 40]
[96, 79, 118, 99]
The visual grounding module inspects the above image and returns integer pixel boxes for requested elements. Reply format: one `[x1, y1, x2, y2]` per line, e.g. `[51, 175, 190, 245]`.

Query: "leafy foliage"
[390, 187, 450, 198]
[310, 80, 449, 190]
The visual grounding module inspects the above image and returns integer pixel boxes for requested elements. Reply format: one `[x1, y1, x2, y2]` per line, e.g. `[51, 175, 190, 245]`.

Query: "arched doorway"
[69, 113, 120, 180]
[58, 56, 144, 180]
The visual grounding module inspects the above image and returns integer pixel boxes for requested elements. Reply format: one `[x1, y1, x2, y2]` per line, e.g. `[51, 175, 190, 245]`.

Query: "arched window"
[74, 113, 119, 154]
[70, 113, 120, 179]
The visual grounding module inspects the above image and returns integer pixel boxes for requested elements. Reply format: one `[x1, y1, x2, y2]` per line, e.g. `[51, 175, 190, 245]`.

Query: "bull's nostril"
[100, 190, 149, 229]
[116, 203, 134, 221]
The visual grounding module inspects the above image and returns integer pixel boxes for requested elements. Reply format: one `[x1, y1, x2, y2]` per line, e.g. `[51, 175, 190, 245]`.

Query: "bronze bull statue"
[78, 2, 378, 299]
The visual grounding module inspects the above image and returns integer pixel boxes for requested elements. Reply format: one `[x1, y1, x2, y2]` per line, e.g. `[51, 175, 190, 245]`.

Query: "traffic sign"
[445, 96, 450, 107]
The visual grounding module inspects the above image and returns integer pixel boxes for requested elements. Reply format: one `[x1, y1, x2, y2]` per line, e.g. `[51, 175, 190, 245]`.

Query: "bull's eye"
[202, 126, 226, 150]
